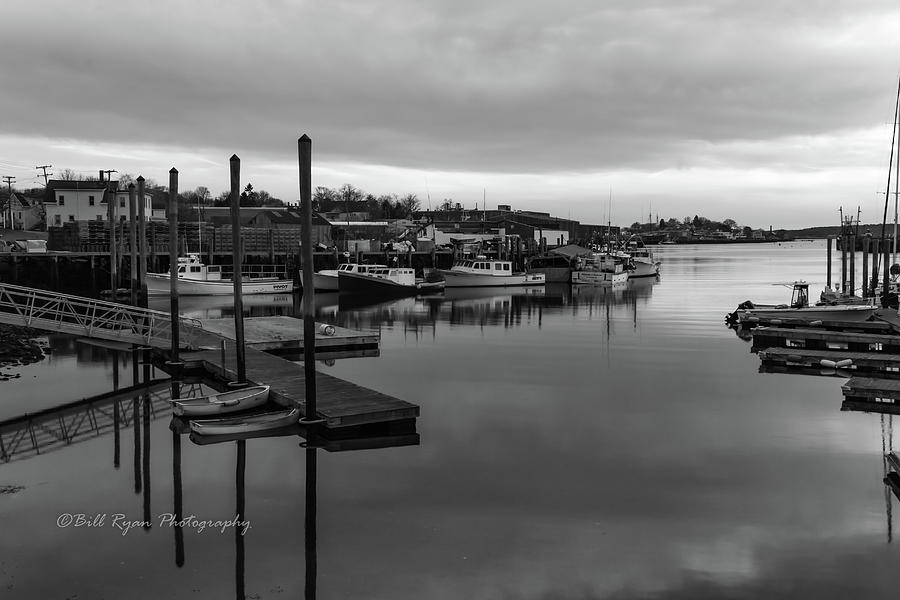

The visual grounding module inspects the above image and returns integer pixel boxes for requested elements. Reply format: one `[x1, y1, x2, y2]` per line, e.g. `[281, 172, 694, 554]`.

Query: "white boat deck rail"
[0, 283, 203, 350]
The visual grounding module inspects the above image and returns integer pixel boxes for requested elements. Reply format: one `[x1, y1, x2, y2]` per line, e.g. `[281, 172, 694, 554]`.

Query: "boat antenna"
[877, 71, 900, 300]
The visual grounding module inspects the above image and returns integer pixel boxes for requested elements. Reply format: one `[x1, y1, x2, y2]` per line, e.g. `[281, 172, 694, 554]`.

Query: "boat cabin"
[173, 254, 223, 281]
[451, 259, 514, 276]
[364, 267, 416, 286]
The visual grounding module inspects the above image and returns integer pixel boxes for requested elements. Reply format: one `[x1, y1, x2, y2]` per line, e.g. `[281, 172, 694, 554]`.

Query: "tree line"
[314, 184, 421, 220]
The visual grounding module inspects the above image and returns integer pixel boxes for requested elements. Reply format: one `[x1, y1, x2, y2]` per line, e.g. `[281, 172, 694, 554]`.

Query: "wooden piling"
[109, 183, 118, 294]
[128, 184, 138, 305]
[299, 134, 318, 421]
[849, 233, 856, 296]
[885, 238, 891, 308]
[863, 235, 870, 298]
[137, 177, 148, 304]
[840, 234, 847, 293]
[229, 155, 247, 384]
[168, 168, 180, 361]
[872, 238, 880, 297]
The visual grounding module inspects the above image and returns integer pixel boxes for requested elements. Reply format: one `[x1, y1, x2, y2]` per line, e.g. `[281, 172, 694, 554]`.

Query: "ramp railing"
[0, 283, 203, 349]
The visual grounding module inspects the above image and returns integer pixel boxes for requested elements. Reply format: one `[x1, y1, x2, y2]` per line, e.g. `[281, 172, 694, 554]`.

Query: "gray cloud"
[4, 0, 900, 177]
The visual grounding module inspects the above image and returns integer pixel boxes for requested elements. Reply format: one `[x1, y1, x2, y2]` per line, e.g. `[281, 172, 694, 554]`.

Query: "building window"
[54, 215, 61, 225]
[89, 195, 95, 206]
[68, 215, 75, 222]
[97, 215, 104, 221]
[120, 199, 125, 208]
[59, 195, 65, 205]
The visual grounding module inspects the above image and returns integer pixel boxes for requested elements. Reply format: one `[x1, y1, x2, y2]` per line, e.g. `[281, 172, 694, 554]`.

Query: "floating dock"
[198, 315, 379, 357]
[172, 324, 417, 429]
[752, 327, 900, 353]
[758, 348, 900, 376]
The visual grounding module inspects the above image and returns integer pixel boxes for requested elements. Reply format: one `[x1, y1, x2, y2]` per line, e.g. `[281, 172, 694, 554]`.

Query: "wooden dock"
[758, 348, 900, 375]
[199, 316, 379, 354]
[169, 324, 417, 429]
[841, 376, 900, 402]
[752, 327, 900, 353]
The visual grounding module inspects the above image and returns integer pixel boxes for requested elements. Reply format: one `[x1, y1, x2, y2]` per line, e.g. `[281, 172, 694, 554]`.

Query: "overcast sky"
[3, 1, 900, 228]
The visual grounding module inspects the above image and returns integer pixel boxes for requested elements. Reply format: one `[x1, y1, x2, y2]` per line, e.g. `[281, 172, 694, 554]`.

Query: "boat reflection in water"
[324, 276, 659, 335]
[147, 293, 299, 320]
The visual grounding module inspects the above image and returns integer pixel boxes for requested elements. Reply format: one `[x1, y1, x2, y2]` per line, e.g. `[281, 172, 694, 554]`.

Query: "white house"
[8, 193, 43, 231]
[44, 180, 154, 227]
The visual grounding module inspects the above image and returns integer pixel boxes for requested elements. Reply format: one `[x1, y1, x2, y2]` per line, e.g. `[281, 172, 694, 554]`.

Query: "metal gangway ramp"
[0, 283, 202, 349]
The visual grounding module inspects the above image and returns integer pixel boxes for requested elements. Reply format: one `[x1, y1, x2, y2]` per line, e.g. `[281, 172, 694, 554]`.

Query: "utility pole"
[2, 176, 14, 229]
[35, 165, 52, 185]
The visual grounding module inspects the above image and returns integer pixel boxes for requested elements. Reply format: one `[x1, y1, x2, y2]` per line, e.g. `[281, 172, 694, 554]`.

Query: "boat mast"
[877, 73, 900, 298]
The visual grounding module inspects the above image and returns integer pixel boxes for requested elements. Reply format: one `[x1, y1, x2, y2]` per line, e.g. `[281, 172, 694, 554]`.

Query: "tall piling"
[108, 184, 118, 294]
[137, 176, 148, 304]
[168, 168, 180, 361]
[299, 134, 317, 422]
[840, 234, 848, 293]
[885, 238, 891, 307]
[128, 184, 138, 305]
[849, 233, 856, 296]
[826, 237, 833, 288]
[862, 235, 870, 298]
[229, 155, 247, 385]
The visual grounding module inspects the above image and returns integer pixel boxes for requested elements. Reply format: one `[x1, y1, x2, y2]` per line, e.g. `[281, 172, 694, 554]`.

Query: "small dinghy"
[171, 385, 270, 417]
[189, 408, 300, 436]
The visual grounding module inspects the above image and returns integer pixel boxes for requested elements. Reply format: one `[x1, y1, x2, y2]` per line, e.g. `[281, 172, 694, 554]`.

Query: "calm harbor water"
[2, 240, 899, 599]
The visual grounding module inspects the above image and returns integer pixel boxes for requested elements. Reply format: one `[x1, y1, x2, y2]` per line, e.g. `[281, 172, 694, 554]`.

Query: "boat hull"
[438, 270, 545, 288]
[190, 408, 299, 436]
[629, 259, 660, 278]
[338, 272, 445, 296]
[527, 266, 571, 283]
[311, 271, 339, 291]
[146, 274, 294, 296]
[571, 270, 629, 285]
[172, 385, 270, 417]
[738, 305, 877, 322]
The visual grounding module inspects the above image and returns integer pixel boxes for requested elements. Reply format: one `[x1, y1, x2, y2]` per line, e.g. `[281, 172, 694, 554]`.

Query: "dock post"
[299, 134, 318, 422]
[108, 182, 118, 295]
[229, 155, 247, 385]
[862, 234, 870, 298]
[137, 176, 148, 305]
[168, 168, 180, 362]
[885, 238, 892, 307]
[840, 234, 847, 293]
[304, 446, 318, 599]
[849, 233, 856, 296]
[826, 236, 832, 288]
[128, 183, 138, 306]
[872, 239, 880, 297]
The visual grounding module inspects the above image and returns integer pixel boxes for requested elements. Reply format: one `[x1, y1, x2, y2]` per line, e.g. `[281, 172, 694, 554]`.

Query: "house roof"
[44, 179, 118, 204]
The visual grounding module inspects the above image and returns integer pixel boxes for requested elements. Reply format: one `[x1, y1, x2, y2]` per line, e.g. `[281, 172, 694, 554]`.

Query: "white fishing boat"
[170, 385, 270, 417]
[571, 252, 629, 285]
[622, 236, 661, 278]
[338, 266, 445, 296]
[729, 282, 877, 324]
[311, 262, 388, 291]
[438, 258, 545, 287]
[146, 255, 294, 296]
[189, 408, 300, 436]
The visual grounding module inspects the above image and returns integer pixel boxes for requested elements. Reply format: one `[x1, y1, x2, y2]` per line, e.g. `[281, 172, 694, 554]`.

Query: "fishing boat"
[622, 235, 661, 278]
[571, 252, 629, 285]
[170, 385, 270, 417]
[526, 253, 575, 283]
[728, 282, 877, 324]
[189, 408, 300, 436]
[146, 254, 294, 296]
[338, 266, 445, 296]
[438, 258, 545, 287]
[311, 262, 388, 291]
